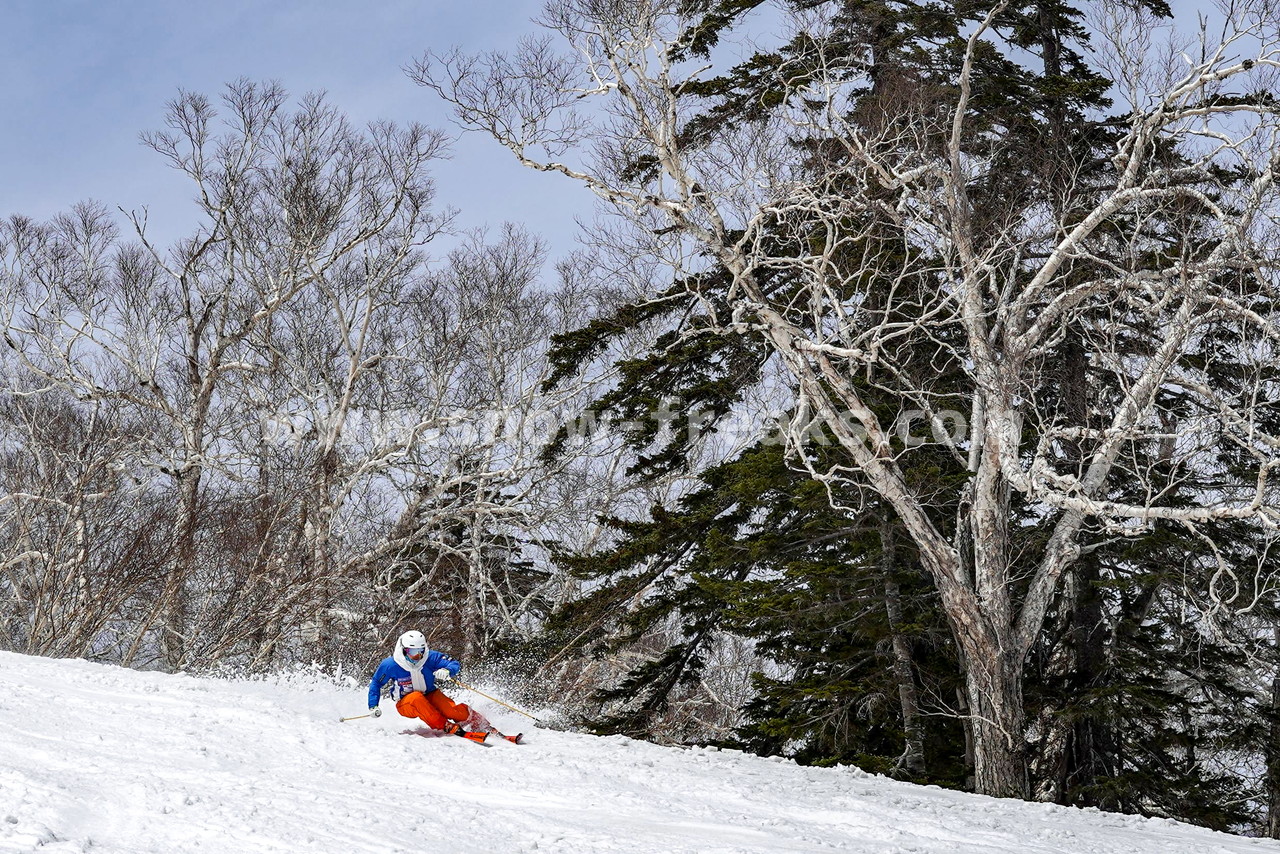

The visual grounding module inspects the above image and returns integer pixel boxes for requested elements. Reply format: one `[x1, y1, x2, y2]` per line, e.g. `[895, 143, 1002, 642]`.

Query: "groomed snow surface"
[0, 653, 1276, 854]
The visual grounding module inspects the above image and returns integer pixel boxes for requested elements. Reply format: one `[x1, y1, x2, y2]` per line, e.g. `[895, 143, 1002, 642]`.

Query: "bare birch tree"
[0, 387, 167, 658]
[0, 81, 449, 668]
[336, 227, 623, 660]
[415, 0, 1280, 796]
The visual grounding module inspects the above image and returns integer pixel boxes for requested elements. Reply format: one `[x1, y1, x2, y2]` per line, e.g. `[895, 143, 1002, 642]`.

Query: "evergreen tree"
[442, 0, 1280, 815]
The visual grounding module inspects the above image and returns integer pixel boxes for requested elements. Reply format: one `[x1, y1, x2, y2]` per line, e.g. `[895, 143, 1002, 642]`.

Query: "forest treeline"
[5, 0, 1280, 838]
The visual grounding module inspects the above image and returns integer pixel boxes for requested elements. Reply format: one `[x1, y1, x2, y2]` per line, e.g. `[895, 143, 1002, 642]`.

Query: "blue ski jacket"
[368, 650, 461, 707]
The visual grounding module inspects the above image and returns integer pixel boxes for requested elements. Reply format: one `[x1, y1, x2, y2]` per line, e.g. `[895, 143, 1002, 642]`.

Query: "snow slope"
[0, 652, 1275, 854]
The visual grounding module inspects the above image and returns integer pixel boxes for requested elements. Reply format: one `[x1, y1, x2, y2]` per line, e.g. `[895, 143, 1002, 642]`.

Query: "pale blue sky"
[0, 0, 592, 257]
[0, 0, 1214, 263]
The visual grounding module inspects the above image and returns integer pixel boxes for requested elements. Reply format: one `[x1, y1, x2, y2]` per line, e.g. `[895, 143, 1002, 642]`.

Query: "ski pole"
[449, 678, 541, 722]
[339, 712, 374, 722]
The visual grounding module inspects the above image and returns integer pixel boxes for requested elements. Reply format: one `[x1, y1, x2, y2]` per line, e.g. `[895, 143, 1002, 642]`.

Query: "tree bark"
[966, 648, 1030, 798]
[880, 518, 926, 778]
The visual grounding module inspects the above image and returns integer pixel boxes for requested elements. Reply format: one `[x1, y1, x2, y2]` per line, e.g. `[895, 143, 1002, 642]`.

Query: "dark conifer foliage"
[548, 436, 966, 780]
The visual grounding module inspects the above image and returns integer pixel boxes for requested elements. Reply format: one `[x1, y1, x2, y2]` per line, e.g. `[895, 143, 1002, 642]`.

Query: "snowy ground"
[0, 653, 1277, 853]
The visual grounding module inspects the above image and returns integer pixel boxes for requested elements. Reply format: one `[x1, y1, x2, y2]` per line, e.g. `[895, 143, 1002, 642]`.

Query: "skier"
[367, 630, 494, 737]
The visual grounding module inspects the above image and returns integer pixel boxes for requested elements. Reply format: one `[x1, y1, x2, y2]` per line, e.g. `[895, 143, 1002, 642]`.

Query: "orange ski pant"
[396, 689, 471, 730]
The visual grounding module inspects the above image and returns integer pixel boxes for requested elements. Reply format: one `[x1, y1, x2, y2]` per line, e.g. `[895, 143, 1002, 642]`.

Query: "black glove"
[369, 707, 382, 718]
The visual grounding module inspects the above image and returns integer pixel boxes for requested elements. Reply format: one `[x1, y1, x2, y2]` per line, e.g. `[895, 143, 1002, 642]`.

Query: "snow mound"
[0, 651, 1273, 853]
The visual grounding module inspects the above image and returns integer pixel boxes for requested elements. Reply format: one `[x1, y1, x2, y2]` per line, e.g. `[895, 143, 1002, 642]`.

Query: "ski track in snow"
[0, 652, 1277, 853]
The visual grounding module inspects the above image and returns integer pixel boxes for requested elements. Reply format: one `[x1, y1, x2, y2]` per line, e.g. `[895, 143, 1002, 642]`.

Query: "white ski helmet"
[398, 630, 428, 663]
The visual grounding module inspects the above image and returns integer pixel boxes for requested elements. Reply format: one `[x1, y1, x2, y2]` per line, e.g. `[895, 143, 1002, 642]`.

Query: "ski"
[457, 730, 491, 746]
[402, 726, 492, 746]
[495, 731, 524, 744]
[447, 725, 493, 747]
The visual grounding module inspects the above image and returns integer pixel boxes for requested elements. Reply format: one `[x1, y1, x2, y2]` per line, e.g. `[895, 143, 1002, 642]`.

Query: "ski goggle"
[404, 646, 426, 662]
